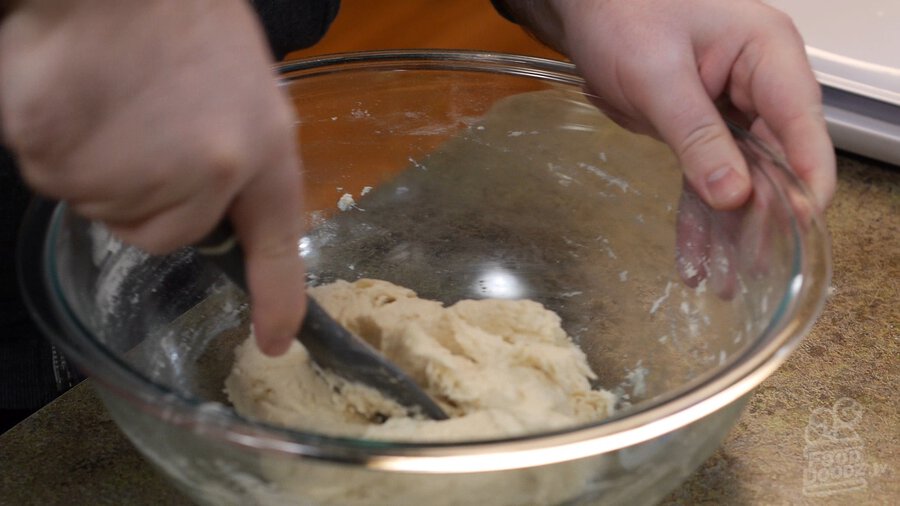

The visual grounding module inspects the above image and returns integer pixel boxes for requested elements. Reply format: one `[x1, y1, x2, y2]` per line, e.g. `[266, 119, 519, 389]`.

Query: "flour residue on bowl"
[90, 223, 149, 326]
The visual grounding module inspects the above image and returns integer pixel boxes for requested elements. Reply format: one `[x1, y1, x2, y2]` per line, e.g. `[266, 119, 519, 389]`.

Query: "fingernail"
[257, 334, 292, 357]
[272, 336, 294, 356]
[705, 166, 747, 209]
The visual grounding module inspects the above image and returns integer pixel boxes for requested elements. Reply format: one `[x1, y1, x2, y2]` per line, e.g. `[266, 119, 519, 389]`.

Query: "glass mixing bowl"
[19, 51, 831, 505]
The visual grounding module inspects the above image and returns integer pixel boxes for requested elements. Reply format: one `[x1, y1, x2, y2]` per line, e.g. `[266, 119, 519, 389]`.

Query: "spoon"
[196, 222, 448, 420]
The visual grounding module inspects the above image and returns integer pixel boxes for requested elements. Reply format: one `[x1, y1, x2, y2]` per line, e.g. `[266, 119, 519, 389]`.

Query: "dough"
[225, 278, 615, 441]
[223, 279, 616, 505]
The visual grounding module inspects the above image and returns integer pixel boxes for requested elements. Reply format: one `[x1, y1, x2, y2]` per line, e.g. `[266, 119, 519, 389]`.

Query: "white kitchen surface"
[765, 0, 900, 165]
[766, 0, 899, 104]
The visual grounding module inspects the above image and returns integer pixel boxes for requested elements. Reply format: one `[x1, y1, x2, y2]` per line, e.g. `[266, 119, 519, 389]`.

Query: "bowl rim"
[18, 49, 832, 473]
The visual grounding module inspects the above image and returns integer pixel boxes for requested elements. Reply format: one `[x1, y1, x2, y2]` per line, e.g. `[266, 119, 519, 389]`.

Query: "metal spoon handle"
[195, 222, 448, 420]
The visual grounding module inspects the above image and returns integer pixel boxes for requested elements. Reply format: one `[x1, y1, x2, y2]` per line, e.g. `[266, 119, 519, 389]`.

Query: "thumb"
[635, 68, 751, 210]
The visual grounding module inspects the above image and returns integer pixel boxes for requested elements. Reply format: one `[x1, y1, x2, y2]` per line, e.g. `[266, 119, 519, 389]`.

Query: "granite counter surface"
[1, 154, 897, 505]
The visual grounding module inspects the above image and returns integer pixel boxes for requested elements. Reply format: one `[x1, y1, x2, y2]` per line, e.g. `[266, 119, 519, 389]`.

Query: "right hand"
[0, 0, 305, 355]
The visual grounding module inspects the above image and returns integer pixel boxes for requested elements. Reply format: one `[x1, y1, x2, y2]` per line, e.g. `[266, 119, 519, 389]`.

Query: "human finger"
[631, 64, 752, 210]
[229, 151, 305, 357]
[708, 210, 740, 299]
[734, 18, 836, 211]
[675, 183, 711, 288]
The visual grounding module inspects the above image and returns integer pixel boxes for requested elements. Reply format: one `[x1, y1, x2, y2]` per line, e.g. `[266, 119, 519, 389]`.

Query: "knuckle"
[259, 106, 297, 160]
[193, 99, 295, 193]
[250, 235, 299, 262]
[268, 99, 296, 133]
[768, 8, 798, 34]
[200, 135, 245, 191]
[756, 5, 803, 44]
[678, 121, 728, 159]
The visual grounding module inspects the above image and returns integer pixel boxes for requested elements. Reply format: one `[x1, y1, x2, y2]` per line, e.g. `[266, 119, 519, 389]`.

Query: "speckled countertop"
[0, 154, 897, 505]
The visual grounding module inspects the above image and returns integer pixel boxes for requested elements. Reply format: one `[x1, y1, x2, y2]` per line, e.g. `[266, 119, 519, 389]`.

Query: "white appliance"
[766, 0, 900, 165]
